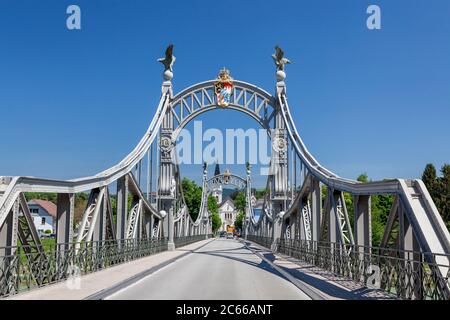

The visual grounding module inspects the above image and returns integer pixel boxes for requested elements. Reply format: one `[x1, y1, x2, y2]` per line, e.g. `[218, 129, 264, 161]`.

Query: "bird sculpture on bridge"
[272, 46, 291, 71]
[158, 44, 176, 72]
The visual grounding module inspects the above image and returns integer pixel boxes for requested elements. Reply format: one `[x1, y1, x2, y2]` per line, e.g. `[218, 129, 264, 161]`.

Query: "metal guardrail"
[174, 234, 212, 248]
[247, 235, 272, 249]
[277, 239, 450, 300]
[246, 236, 450, 300]
[0, 238, 168, 297]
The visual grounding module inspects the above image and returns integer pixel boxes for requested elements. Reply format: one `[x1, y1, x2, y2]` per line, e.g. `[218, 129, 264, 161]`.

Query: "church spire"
[214, 161, 221, 176]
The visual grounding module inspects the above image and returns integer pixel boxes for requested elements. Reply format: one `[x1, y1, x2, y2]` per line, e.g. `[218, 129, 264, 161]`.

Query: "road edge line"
[84, 238, 215, 300]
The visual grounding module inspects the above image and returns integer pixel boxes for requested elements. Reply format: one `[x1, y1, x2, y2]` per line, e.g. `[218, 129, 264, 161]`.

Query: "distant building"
[28, 199, 56, 235]
[218, 196, 237, 232]
[212, 163, 238, 231]
[211, 163, 223, 204]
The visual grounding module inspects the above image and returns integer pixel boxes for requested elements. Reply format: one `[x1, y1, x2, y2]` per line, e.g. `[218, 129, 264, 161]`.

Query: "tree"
[181, 178, 203, 221]
[211, 213, 222, 233]
[422, 164, 439, 201]
[24, 192, 57, 202]
[254, 189, 266, 199]
[357, 173, 369, 183]
[439, 164, 450, 228]
[422, 163, 450, 229]
[234, 211, 245, 231]
[371, 193, 393, 246]
[207, 195, 221, 233]
[234, 192, 246, 214]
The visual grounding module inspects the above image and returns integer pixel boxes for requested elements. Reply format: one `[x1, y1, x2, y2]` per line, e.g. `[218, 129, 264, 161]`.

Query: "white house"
[28, 199, 56, 235]
[218, 196, 237, 232]
[212, 163, 240, 231]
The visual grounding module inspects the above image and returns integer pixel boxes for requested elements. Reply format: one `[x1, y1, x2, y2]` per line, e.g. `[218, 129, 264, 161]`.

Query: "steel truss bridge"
[1, 47, 450, 300]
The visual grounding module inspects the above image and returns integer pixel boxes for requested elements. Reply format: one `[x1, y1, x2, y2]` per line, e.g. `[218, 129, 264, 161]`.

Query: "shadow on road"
[244, 241, 395, 300]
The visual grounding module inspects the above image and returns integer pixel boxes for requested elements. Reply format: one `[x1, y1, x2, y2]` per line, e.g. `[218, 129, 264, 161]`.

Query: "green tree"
[254, 189, 266, 199]
[230, 191, 247, 232]
[422, 164, 440, 206]
[207, 195, 222, 233]
[371, 194, 393, 246]
[181, 178, 203, 221]
[439, 164, 450, 228]
[24, 192, 57, 202]
[234, 192, 246, 214]
[357, 173, 369, 183]
[234, 211, 245, 231]
[422, 163, 450, 229]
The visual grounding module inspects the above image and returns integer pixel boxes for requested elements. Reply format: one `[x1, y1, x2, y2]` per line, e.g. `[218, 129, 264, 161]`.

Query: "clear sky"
[1, 0, 449, 188]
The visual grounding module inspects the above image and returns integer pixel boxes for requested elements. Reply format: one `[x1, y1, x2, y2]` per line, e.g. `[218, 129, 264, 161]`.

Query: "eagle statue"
[157, 44, 176, 72]
[272, 46, 291, 71]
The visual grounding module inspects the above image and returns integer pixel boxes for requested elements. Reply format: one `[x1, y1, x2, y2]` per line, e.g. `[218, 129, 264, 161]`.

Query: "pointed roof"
[214, 162, 220, 176]
[219, 196, 235, 208]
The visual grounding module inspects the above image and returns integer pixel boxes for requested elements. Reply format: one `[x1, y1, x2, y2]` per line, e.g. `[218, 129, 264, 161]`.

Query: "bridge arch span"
[170, 80, 276, 141]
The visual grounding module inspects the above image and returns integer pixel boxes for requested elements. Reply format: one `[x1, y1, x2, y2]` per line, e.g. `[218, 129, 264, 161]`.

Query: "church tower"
[212, 162, 223, 204]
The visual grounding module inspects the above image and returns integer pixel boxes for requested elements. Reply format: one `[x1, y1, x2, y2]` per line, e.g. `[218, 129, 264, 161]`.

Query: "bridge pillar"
[298, 199, 305, 241]
[0, 201, 18, 256]
[328, 190, 338, 244]
[56, 193, 74, 249]
[93, 190, 107, 243]
[116, 175, 129, 241]
[167, 203, 175, 250]
[158, 98, 176, 250]
[311, 178, 321, 242]
[0, 200, 18, 295]
[354, 195, 372, 252]
[400, 208, 423, 299]
[271, 201, 284, 251]
[270, 86, 288, 251]
[142, 213, 152, 239]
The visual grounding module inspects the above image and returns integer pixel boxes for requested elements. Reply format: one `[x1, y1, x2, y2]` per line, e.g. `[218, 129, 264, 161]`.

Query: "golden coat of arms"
[214, 68, 233, 107]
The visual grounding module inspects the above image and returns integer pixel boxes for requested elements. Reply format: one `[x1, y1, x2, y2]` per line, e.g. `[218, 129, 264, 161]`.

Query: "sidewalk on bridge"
[6, 239, 214, 300]
[244, 240, 395, 300]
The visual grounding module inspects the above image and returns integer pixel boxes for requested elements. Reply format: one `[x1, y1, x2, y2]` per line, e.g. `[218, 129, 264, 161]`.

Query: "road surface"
[106, 238, 311, 300]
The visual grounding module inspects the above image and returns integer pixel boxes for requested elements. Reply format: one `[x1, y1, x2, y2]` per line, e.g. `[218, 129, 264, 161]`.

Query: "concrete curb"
[241, 239, 328, 301]
[84, 239, 215, 300]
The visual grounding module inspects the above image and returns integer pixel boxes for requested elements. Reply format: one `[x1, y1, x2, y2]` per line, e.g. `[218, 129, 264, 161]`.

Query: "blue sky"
[1, 0, 449, 188]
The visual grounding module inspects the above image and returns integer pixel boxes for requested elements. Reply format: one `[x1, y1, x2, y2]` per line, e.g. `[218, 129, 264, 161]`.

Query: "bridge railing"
[276, 238, 450, 300]
[0, 238, 168, 298]
[246, 235, 272, 249]
[174, 234, 213, 248]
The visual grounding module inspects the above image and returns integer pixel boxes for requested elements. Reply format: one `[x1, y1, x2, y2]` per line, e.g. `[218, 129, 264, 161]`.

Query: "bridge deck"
[5, 239, 213, 300]
[106, 238, 311, 300]
[5, 238, 395, 300]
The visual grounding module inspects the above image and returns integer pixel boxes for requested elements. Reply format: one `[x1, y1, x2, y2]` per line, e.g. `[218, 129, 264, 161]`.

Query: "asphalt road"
[106, 238, 311, 300]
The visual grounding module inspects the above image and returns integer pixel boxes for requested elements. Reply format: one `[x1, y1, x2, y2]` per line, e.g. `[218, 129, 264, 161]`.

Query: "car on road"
[226, 232, 234, 239]
[219, 231, 227, 238]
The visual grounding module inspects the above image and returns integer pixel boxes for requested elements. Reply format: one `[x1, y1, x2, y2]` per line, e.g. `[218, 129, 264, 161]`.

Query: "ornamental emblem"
[223, 169, 231, 184]
[272, 137, 287, 153]
[214, 68, 233, 107]
[159, 136, 173, 154]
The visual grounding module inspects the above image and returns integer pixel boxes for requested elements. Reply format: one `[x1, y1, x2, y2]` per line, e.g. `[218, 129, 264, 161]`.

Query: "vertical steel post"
[311, 177, 321, 242]
[56, 193, 74, 249]
[116, 175, 129, 241]
[354, 195, 372, 251]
